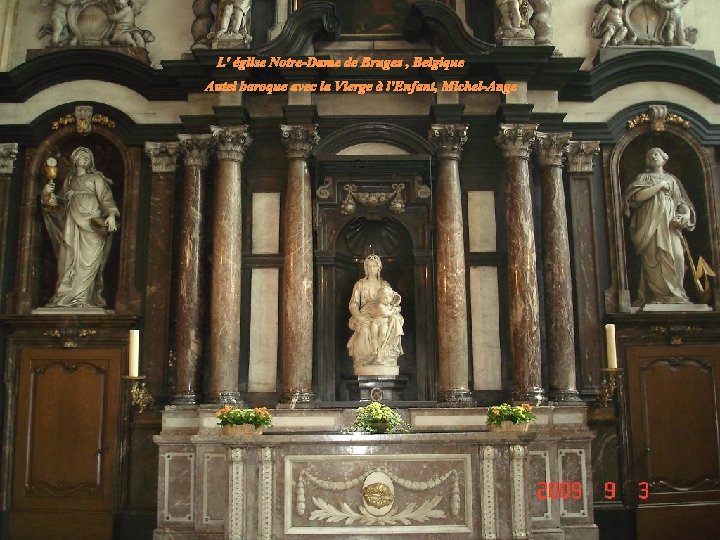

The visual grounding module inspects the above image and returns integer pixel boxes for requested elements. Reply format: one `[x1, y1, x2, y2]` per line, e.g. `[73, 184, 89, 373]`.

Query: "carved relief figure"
[655, 0, 688, 45]
[591, 0, 628, 47]
[623, 148, 696, 305]
[40, 0, 79, 46]
[215, 0, 252, 38]
[108, 0, 155, 48]
[40, 147, 120, 308]
[347, 255, 404, 372]
[495, 0, 534, 41]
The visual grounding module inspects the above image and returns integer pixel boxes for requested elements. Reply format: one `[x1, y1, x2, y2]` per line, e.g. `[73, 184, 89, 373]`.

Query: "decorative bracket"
[626, 105, 690, 131]
[51, 105, 115, 133]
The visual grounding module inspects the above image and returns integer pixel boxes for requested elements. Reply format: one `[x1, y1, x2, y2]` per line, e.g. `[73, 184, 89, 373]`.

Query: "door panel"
[626, 346, 720, 539]
[10, 348, 121, 540]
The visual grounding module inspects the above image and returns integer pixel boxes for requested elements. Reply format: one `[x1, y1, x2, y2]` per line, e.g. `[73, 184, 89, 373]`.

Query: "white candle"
[605, 324, 618, 369]
[129, 330, 140, 377]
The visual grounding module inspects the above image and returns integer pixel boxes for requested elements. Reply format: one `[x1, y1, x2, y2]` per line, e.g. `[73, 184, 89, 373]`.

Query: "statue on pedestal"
[623, 147, 695, 306]
[209, 0, 253, 48]
[40, 147, 119, 308]
[347, 255, 404, 376]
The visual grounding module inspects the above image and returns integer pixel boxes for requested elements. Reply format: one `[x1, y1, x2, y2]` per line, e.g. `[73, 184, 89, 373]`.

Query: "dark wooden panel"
[636, 503, 720, 540]
[627, 346, 720, 505]
[10, 348, 121, 540]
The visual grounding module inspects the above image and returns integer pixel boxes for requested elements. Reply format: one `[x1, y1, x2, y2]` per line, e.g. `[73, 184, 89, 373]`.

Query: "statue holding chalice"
[40, 147, 120, 308]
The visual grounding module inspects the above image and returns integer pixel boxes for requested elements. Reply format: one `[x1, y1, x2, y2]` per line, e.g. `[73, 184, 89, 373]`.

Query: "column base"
[513, 387, 547, 405]
[171, 393, 200, 406]
[278, 388, 315, 408]
[437, 388, 475, 407]
[345, 376, 407, 401]
[550, 389, 584, 405]
[204, 391, 244, 406]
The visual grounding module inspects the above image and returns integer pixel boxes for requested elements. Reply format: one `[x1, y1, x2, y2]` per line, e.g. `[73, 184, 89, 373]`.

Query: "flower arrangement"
[348, 401, 411, 434]
[216, 405, 273, 428]
[487, 403, 536, 428]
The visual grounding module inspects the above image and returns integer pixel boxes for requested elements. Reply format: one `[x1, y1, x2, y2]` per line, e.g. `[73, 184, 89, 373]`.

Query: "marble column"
[143, 142, 179, 402]
[495, 124, 545, 404]
[173, 134, 211, 405]
[536, 132, 581, 404]
[429, 124, 472, 405]
[279, 124, 319, 404]
[567, 141, 602, 397]
[0, 143, 18, 312]
[208, 126, 251, 404]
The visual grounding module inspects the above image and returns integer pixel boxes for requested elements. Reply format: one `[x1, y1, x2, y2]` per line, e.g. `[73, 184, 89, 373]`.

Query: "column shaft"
[0, 144, 18, 312]
[280, 125, 319, 404]
[209, 126, 251, 404]
[568, 141, 602, 397]
[536, 132, 581, 403]
[144, 142, 179, 402]
[429, 124, 472, 405]
[173, 135, 211, 404]
[495, 124, 545, 403]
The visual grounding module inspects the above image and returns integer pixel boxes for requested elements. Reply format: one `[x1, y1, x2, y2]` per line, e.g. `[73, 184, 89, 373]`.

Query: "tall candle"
[129, 330, 140, 377]
[605, 324, 618, 369]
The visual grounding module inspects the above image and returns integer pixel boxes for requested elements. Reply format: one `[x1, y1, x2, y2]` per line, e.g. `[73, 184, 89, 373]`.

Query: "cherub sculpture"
[655, 0, 689, 46]
[39, 0, 80, 46]
[108, 0, 155, 48]
[495, 0, 534, 41]
[591, 0, 628, 47]
[215, 0, 252, 38]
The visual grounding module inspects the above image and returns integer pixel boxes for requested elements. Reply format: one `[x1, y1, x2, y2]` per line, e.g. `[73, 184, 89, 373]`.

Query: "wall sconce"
[126, 330, 154, 412]
[598, 368, 623, 408]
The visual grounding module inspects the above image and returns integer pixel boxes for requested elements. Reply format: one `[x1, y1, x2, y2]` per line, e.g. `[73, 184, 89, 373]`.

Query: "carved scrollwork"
[316, 176, 333, 199]
[414, 176, 431, 199]
[43, 328, 97, 348]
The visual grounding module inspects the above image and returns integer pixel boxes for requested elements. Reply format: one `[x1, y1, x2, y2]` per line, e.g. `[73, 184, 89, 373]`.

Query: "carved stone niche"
[604, 105, 720, 314]
[7, 117, 141, 316]
[313, 155, 434, 402]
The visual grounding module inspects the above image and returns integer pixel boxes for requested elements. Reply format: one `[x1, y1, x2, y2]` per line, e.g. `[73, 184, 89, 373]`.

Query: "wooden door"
[10, 348, 122, 540]
[626, 345, 720, 540]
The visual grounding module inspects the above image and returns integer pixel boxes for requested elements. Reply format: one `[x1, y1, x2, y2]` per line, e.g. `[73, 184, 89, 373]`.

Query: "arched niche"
[9, 119, 141, 315]
[605, 106, 720, 312]
[312, 124, 435, 401]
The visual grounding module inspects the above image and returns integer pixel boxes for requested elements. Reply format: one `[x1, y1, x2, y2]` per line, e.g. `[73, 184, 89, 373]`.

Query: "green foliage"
[216, 406, 273, 427]
[486, 403, 536, 427]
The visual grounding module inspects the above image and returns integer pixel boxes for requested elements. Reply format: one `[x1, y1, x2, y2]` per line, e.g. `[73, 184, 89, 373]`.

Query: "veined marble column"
[0, 143, 18, 312]
[429, 124, 472, 405]
[173, 134, 211, 405]
[144, 142, 179, 402]
[536, 132, 581, 404]
[208, 126, 251, 404]
[495, 124, 545, 403]
[567, 141, 602, 397]
[279, 124, 319, 404]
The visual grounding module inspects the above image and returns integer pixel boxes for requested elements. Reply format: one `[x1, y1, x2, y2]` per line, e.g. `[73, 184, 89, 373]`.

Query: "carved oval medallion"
[362, 471, 394, 516]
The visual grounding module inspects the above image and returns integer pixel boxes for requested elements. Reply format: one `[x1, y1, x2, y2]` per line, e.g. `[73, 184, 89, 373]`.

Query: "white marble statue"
[495, 0, 534, 41]
[108, 0, 155, 48]
[655, 0, 688, 46]
[347, 255, 404, 375]
[40, 147, 120, 308]
[591, 0, 628, 48]
[40, 0, 78, 46]
[214, 0, 252, 38]
[623, 148, 696, 306]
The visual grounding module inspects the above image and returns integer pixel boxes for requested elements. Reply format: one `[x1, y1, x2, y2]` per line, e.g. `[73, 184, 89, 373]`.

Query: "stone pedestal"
[345, 375, 408, 401]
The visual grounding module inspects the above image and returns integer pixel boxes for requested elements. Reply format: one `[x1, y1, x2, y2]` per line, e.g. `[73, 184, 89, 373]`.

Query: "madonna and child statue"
[347, 255, 404, 376]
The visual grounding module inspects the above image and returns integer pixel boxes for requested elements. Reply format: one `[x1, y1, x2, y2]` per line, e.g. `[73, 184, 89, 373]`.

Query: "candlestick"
[605, 324, 618, 369]
[129, 329, 140, 377]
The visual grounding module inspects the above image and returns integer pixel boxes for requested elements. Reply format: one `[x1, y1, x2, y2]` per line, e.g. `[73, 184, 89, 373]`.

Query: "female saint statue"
[623, 147, 695, 305]
[40, 147, 120, 308]
[347, 255, 404, 374]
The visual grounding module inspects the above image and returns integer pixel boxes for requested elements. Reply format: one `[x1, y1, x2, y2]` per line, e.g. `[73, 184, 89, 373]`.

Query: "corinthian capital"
[280, 124, 319, 159]
[144, 142, 180, 173]
[0, 143, 19, 175]
[567, 141, 600, 173]
[211, 125, 252, 162]
[178, 134, 213, 169]
[428, 124, 468, 160]
[535, 132, 571, 167]
[495, 124, 537, 160]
